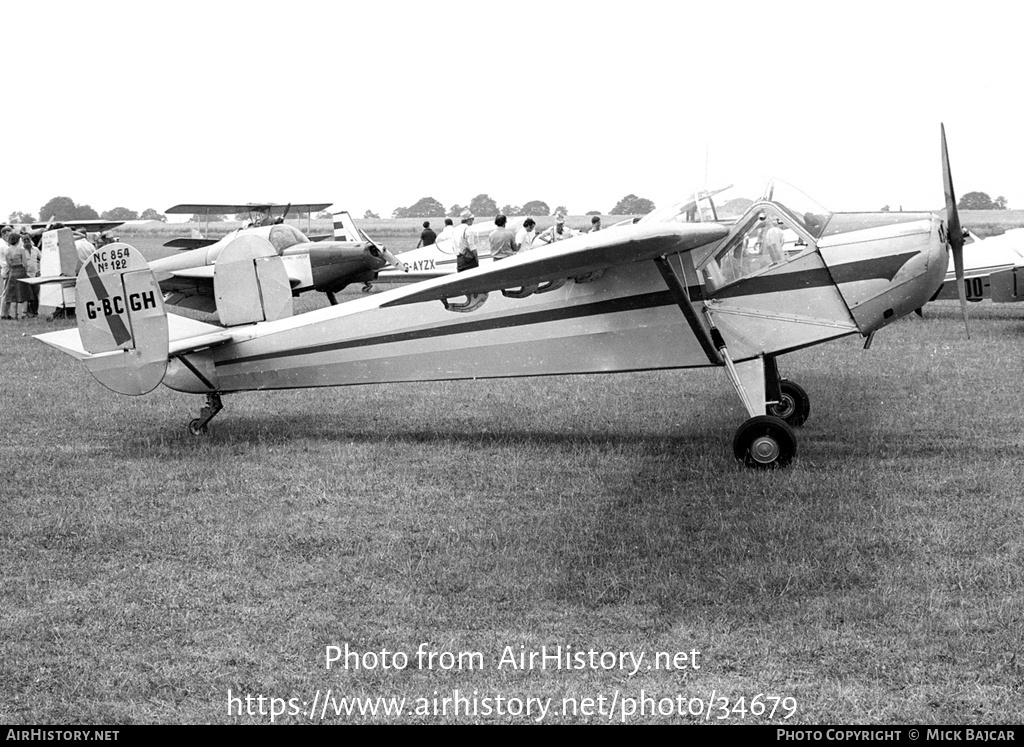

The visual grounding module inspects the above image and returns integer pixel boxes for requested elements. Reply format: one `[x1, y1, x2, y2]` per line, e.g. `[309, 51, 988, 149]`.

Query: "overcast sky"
[4, 0, 1022, 221]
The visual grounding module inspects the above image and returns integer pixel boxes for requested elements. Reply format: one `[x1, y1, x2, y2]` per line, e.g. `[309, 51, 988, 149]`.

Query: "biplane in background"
[33, 126, 966, 468]
[927, 227, 1024, 306]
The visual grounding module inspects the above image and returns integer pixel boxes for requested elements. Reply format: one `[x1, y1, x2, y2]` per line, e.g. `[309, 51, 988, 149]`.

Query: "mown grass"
[1, 291, 1023, 723]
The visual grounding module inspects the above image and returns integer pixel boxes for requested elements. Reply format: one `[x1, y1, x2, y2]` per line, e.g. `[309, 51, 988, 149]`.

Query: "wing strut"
[653, 256, 721, 365]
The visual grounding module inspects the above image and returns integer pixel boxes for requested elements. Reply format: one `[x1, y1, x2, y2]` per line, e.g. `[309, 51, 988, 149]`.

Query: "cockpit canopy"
[264, 224, 310, 253]
[758, 179, 831, 240]
[639, 180, 832, 238]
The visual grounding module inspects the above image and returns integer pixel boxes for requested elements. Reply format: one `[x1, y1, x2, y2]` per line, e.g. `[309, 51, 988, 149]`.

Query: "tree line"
[11, 189, 1013, 227]
[390, 193, 657, 219]
[7, 196, 167, 224]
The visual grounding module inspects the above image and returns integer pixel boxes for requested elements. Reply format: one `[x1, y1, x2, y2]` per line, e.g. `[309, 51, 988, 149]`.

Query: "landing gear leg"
[705, 316, 799, 468]
[188, 392, 223, 436]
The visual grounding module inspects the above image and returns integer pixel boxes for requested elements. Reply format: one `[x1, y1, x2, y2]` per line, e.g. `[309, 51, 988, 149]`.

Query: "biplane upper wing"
[165, 203, 332, 215]
[380, 221, 729, 307]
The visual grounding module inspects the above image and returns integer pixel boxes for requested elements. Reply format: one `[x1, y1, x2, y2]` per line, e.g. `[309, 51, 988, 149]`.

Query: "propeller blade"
[381, 246, 408, 273]
[941, 123, 969, 338]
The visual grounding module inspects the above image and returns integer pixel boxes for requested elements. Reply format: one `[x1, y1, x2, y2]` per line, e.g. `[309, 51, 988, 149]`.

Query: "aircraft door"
[698, 207, 858, 361]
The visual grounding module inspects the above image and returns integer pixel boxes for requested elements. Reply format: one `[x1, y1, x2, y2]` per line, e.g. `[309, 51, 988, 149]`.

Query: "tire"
[732, 415, 797, 469]
[768, 379, 810, 427]
[188, 418, 208, 436]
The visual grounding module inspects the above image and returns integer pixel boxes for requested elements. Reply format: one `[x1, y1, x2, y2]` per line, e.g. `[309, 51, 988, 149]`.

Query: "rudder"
[76, 243, 169, 395]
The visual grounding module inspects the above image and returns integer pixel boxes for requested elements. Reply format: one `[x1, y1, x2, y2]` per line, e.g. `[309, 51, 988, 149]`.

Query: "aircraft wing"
[158, 261, 303, 314]
[157, 267, 218, 313]
[20, 274, 76, 287]
[164, 237, 219, 250]
[165, 203, 332, 215]
[30, 220, 126, 232]
[381, 221, 729, 307]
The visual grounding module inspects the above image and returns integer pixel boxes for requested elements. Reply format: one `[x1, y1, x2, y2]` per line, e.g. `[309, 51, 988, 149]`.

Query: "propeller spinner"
[941, 122, 969, 338]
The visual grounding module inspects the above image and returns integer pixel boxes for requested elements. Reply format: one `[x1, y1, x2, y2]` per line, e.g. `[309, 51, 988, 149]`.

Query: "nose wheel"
[733, 415, 796, 469]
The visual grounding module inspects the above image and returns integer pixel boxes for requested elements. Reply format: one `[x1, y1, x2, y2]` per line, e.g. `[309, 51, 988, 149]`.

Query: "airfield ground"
[1, 223, 1022, 724]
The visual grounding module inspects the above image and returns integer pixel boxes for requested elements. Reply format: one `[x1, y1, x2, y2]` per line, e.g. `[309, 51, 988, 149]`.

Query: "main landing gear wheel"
[188, 418, 208, 436]
[733, 415, 797, 469]
[767, 379, 810, 427]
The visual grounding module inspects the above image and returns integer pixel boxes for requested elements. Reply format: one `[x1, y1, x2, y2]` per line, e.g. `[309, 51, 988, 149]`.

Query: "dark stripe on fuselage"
[709, 253, 918, 301]
[85, 263, 132, 347]
[218, 290, 678, 368]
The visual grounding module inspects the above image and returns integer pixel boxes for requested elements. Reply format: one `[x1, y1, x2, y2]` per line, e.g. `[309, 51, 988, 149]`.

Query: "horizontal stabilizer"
[381, 222, 728, 307]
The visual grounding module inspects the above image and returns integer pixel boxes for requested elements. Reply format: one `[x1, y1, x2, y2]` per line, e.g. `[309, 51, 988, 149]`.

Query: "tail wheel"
[733, 415, 797, 469]
[767, 380, 810, 427]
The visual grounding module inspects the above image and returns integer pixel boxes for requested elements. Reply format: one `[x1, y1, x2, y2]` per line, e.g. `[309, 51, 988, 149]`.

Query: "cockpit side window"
[700, 208, 811, 293]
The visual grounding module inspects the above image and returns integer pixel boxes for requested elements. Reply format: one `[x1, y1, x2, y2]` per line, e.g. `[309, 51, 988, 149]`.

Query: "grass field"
[1, 267, 1023, 723]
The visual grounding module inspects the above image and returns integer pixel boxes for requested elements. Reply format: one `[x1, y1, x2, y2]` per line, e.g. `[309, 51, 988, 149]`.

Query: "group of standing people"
[1, 225, 42, 320]
[414, 210, 599, 273]
[0, 223, 97, 320]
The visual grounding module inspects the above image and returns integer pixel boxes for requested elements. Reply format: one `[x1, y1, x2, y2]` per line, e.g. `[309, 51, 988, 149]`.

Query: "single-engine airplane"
[33, 127, 966, 468]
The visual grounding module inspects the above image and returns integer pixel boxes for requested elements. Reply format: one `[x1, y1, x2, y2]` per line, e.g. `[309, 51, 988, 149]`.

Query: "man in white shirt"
[453, 209, 477, 272]
[515, 217, 537, 253]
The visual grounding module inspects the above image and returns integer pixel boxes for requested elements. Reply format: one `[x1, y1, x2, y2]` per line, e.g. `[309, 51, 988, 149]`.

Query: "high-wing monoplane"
[33, 127, 966, 468]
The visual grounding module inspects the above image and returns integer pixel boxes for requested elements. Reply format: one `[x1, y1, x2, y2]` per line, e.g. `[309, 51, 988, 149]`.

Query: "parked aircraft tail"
[332, 210, 362, 242]
[69, 242, 170, 395]
[332, 210, 408, 273]
[35, 237, 294, 395]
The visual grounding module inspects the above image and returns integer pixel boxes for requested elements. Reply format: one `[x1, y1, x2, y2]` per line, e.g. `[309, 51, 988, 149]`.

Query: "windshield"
[761, 179, 831, 239]
[639, 185, 735, 225]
